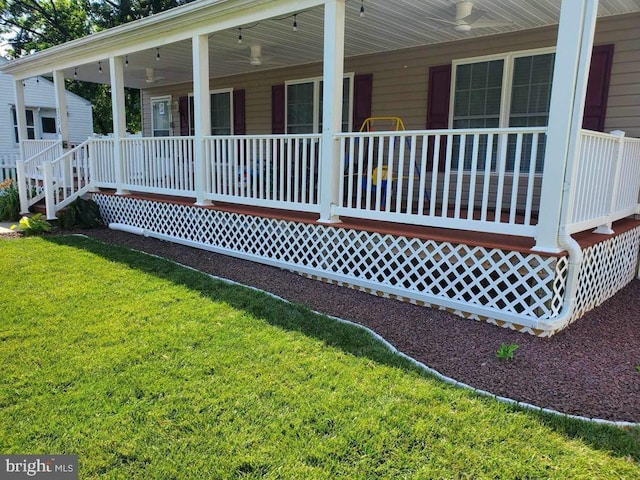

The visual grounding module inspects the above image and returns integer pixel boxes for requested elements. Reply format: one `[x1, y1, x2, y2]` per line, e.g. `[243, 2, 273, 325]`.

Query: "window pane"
[211, 92, 231, 135]
[452, 60, 504, 132]
[287, 82, 314, 134]
[41, 117, 57, 134]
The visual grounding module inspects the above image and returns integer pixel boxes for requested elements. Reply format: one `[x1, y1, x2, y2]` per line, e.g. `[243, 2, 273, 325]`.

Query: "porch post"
[192, 34, 211, 206]
[52, 70, 70, 147]
[533, 0, 599, 252]
[318, 0, 346, 223]
[109, 56, 129, 195]
[14, 79, 29, 213]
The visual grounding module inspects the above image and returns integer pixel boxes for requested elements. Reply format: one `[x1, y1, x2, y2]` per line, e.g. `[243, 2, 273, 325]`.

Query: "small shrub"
[496, 342, 519, 361]
[57, 197, 103, 230]
[0, 178, 20, 221]
[636, 365, 640, 374]
[11, 213, 51, 236]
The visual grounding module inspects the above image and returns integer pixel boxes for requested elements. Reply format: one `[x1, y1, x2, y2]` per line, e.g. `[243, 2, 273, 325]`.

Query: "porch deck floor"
[96, 190, 640, 257]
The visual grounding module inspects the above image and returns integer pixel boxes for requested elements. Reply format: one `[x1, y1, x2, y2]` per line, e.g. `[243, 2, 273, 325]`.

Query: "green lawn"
[0, 235, 638, 479]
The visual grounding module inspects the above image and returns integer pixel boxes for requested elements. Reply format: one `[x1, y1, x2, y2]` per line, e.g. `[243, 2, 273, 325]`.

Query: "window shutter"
[272, 84, 285, 134]
[426, 64, 452, 129]
[427, 64, 452, 171]
[583, 44, 614, 132]
[233, 89, 246, 135]
[178, 96, 189, 136]
[352, 73, 373, 131]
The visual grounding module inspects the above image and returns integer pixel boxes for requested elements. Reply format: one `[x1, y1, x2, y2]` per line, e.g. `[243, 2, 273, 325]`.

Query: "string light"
[125, 55, 129, 67]
[360, 0, 365, 18]
[73, 68, 78, 78]
[237, 28, 243, 44]
[156, 48, 160, 61]
[98, 61, 102, 73]
[292, 14, 298, 31]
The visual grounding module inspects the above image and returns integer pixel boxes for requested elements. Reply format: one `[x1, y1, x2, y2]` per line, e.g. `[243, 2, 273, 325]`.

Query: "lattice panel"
[95, 194, 566, 325]
[571, 227, 640, 322]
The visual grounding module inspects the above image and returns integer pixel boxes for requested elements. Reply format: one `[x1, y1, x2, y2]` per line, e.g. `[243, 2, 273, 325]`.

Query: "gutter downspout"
[536, 227, 583, 333]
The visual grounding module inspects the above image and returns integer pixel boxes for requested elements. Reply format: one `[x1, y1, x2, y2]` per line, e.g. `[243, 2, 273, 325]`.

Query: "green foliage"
[0, 236, 639, 479]
[0, 178, 20, 221]
[10, 213, 51, 235]
[57, 196, 103, 229]
[636, 365, 640, 374]
[496, 342, 520, 360]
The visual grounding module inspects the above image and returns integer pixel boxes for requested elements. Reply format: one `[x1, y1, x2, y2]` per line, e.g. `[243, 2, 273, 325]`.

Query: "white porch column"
[193, 34, 211, 206]
[53, 70, 70, 147]
[534, 0, 599, 252]
[14, 79, 29, 213]
[318, 0, 346, 223]
[109, 56, 129, 194]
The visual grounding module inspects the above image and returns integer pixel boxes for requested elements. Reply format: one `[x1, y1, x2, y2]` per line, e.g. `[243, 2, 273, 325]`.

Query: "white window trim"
[285, 72, 355, 134]
[188, 88, 234, 135]
[11, 106, 38, 144]
[449, 47, 556, 129]
[150, 95, 172, 137]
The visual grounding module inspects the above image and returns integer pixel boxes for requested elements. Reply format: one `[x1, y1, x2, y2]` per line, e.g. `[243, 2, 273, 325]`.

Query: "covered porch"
[3, 0, 640, 334]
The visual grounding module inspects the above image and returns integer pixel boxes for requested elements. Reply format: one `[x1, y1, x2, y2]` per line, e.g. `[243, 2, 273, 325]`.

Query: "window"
[151, 96, 172, 137]
[451, 49, 555, 171]
[41, 117, 57, 134]
[285, 75, 353, 134]
[11, 108, 36, 143]
[188, 89, 233, 135]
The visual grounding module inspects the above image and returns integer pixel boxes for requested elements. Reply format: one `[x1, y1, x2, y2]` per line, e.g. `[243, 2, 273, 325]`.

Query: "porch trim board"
[93, 192, 640, 336]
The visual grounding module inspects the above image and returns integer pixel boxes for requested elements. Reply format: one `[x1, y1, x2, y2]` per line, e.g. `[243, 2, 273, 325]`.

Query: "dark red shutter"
[178, 96, 189, 136]
[426, 64, 452, 171]
[233, 89, 246, 135]
[353, 73, 373, 131]
[272, 84, 285, 134]
[583, 44, 614, 132]
[426, 64, 452, 129]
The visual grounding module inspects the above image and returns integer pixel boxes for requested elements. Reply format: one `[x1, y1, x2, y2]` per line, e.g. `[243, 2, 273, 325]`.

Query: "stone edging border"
[72, 234, 640, 429]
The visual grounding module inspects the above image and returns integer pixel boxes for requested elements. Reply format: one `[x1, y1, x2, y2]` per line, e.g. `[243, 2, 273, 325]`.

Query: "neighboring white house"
[0, 57, 93, 170]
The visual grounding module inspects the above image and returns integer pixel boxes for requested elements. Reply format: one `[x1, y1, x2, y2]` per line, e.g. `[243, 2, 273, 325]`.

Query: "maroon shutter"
[583, 44, 614, 132]
[352, 73, 373, 131]
[178, 96, 189, 136]
[426, 64, 452, 129]
[233, 89, 246, 135]
[426, 64, 452, 171]
[272, 84, 285, 134]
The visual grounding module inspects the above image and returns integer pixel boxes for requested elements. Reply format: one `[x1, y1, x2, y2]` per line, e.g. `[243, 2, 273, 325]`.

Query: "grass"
[0, 235, 638, 479]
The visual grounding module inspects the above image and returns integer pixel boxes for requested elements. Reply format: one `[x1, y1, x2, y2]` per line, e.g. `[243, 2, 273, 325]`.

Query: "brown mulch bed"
[9, 227, 640, 423]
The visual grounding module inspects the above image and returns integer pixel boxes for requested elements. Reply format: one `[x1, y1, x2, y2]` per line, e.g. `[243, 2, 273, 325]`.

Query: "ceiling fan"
[144, 67, 165, 83]
[229, 44, 281, 67]
[427, 1, 512, 32]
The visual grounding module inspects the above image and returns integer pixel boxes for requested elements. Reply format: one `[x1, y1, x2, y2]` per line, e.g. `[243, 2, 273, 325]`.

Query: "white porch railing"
[22, 140, 61, 160]
[203, 134, 321, 212]
[121, 137, 195, 196]
[0, 152, 19, 182]
[91, 138, 117, 188]
[42, 140, 93, 219]
[16, 140, 64, 212]
[336, 128, 546, 237]
[566, 130, 640, 234]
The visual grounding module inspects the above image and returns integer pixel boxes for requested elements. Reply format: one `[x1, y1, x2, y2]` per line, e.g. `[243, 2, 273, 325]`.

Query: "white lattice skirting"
[93, 194, 640, 336]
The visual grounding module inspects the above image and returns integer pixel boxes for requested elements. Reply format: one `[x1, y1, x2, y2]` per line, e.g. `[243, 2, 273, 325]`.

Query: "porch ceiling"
[3, 0, 640, 89]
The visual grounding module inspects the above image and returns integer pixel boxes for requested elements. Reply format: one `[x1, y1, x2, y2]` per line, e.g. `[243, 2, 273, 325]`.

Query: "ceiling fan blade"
[459, 8, 485, 25]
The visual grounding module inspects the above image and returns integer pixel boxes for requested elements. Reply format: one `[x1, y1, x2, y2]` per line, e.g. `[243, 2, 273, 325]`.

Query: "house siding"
[0, 66, 94, 152]
[141, 12, 640, 139]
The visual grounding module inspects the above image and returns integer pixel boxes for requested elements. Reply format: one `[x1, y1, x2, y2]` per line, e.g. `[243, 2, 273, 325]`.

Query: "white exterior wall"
[0, 59, 93, 154]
